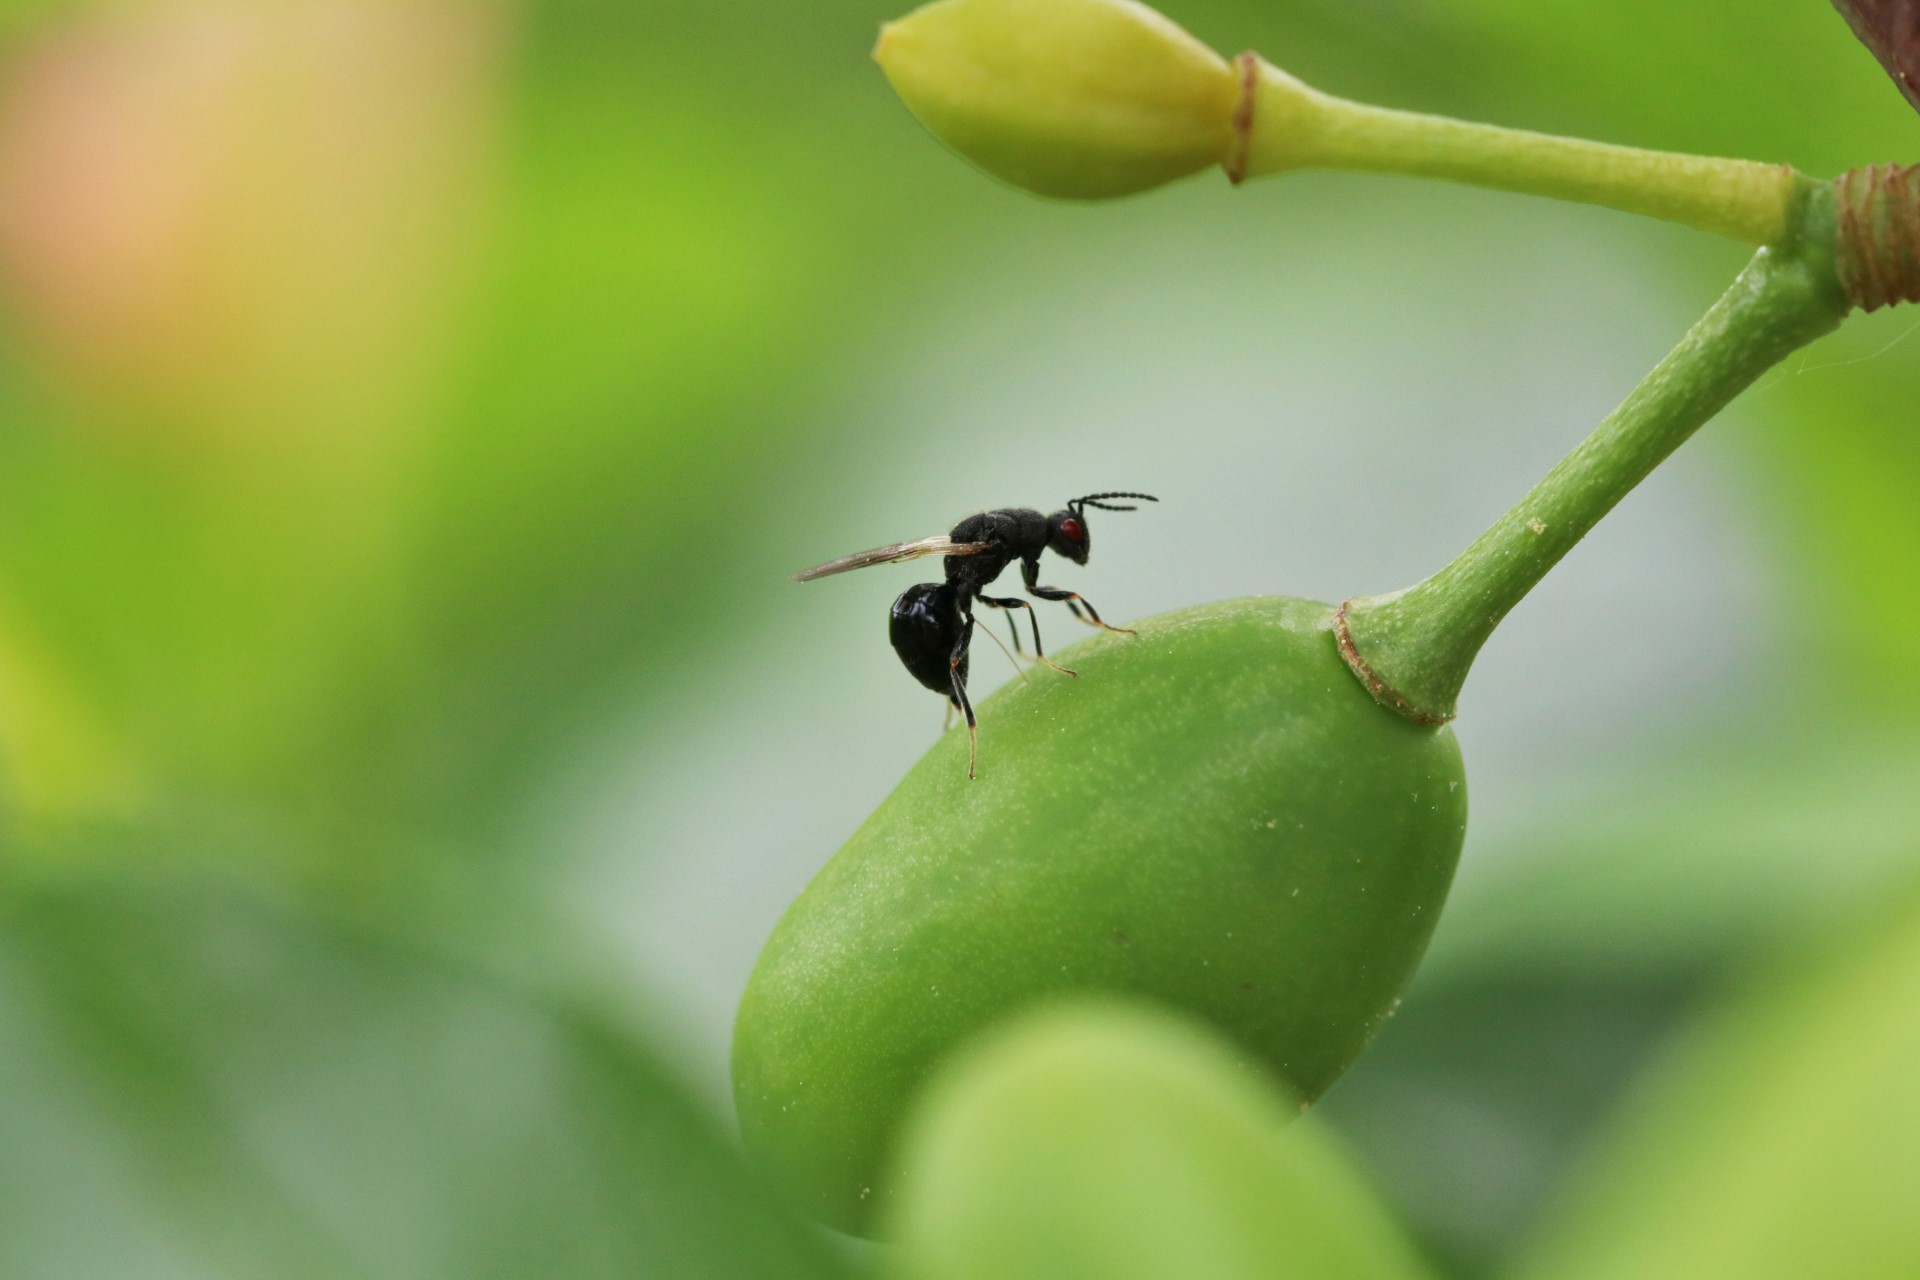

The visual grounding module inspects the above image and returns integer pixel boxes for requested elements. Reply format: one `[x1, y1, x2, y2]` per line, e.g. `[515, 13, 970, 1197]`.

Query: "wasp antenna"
[1072, 491, 1160, 512]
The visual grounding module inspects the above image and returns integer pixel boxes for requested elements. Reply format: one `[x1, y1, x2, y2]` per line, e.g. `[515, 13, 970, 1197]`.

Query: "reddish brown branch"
[1831, 0, 1920, 116]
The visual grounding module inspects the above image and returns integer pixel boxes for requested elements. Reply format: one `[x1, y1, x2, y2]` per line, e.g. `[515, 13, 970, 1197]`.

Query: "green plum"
[733, 596, 1466, 1235]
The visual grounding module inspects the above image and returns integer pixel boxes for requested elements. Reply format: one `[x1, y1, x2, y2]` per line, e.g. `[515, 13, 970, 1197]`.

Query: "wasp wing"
[793, 535, 991, 583]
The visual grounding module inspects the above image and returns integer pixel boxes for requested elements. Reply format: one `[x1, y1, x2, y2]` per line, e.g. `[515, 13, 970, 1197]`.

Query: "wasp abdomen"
[890, 582, 967, 703]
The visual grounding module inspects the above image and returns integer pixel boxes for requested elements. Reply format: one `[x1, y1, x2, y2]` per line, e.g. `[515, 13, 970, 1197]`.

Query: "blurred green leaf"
[1316, 723, 1920, 1274]
[1428, 728, 1920, 986]
[1746, 326, 1920, 710]
[881, 999, 1434, 1280]
[0, 864, 852, 1280]
[1322, 971, 1692, 1280]
[1515, 885, 1920, 1280]
[1427, 0, 1911, 169]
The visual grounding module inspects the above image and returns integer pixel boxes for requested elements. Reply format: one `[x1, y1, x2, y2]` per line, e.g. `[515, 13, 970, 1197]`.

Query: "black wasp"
[794, 492, 1158, 778]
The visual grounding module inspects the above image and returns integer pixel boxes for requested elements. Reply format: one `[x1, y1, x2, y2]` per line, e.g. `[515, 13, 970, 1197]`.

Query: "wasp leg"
[979, 594, 1076, 676]
[1022, 557, 1135, 635]
[950, 612, 978, 779]
[1026, 582, 1135, 636]
[968, 596, 1027, 662]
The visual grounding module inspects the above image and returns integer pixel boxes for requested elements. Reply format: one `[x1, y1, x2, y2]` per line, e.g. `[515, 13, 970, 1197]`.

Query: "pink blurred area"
[0, 0, 510, 455]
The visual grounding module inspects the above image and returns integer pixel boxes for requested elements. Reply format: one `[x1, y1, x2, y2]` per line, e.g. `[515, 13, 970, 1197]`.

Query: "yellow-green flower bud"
[874, 0, 1236, 199]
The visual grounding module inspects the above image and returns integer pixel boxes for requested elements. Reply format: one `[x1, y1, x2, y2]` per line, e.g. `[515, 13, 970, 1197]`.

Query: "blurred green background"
[1, 0, 1917, 1275]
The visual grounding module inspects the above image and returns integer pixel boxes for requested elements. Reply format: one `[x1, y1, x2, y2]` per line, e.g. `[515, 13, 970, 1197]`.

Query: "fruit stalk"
[1233, 55, 1806, 245]
[1336, 181, 1851, 724]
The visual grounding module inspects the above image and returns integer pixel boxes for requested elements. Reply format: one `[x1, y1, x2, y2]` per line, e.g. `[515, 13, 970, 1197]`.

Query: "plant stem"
[1336, 181, 1849, 725]
[1230, 56, 1805, 245]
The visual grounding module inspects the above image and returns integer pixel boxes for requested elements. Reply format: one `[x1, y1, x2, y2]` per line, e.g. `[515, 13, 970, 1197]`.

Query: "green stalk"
[1336, 181, 1850, 725]
[1233, 57, 1804, 245]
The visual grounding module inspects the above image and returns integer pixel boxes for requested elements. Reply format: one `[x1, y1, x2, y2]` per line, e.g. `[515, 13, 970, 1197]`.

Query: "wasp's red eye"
[1061, 517, 1084, 542]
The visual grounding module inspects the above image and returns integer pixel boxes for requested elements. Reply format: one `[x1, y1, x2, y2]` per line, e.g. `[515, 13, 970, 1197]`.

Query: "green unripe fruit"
[733, 596, 1467, 1235]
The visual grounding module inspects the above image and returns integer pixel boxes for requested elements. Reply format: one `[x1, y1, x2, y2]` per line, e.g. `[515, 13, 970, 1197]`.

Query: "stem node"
[1332, 600, 1451, 726]
[1836, 163, 1920, 312]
